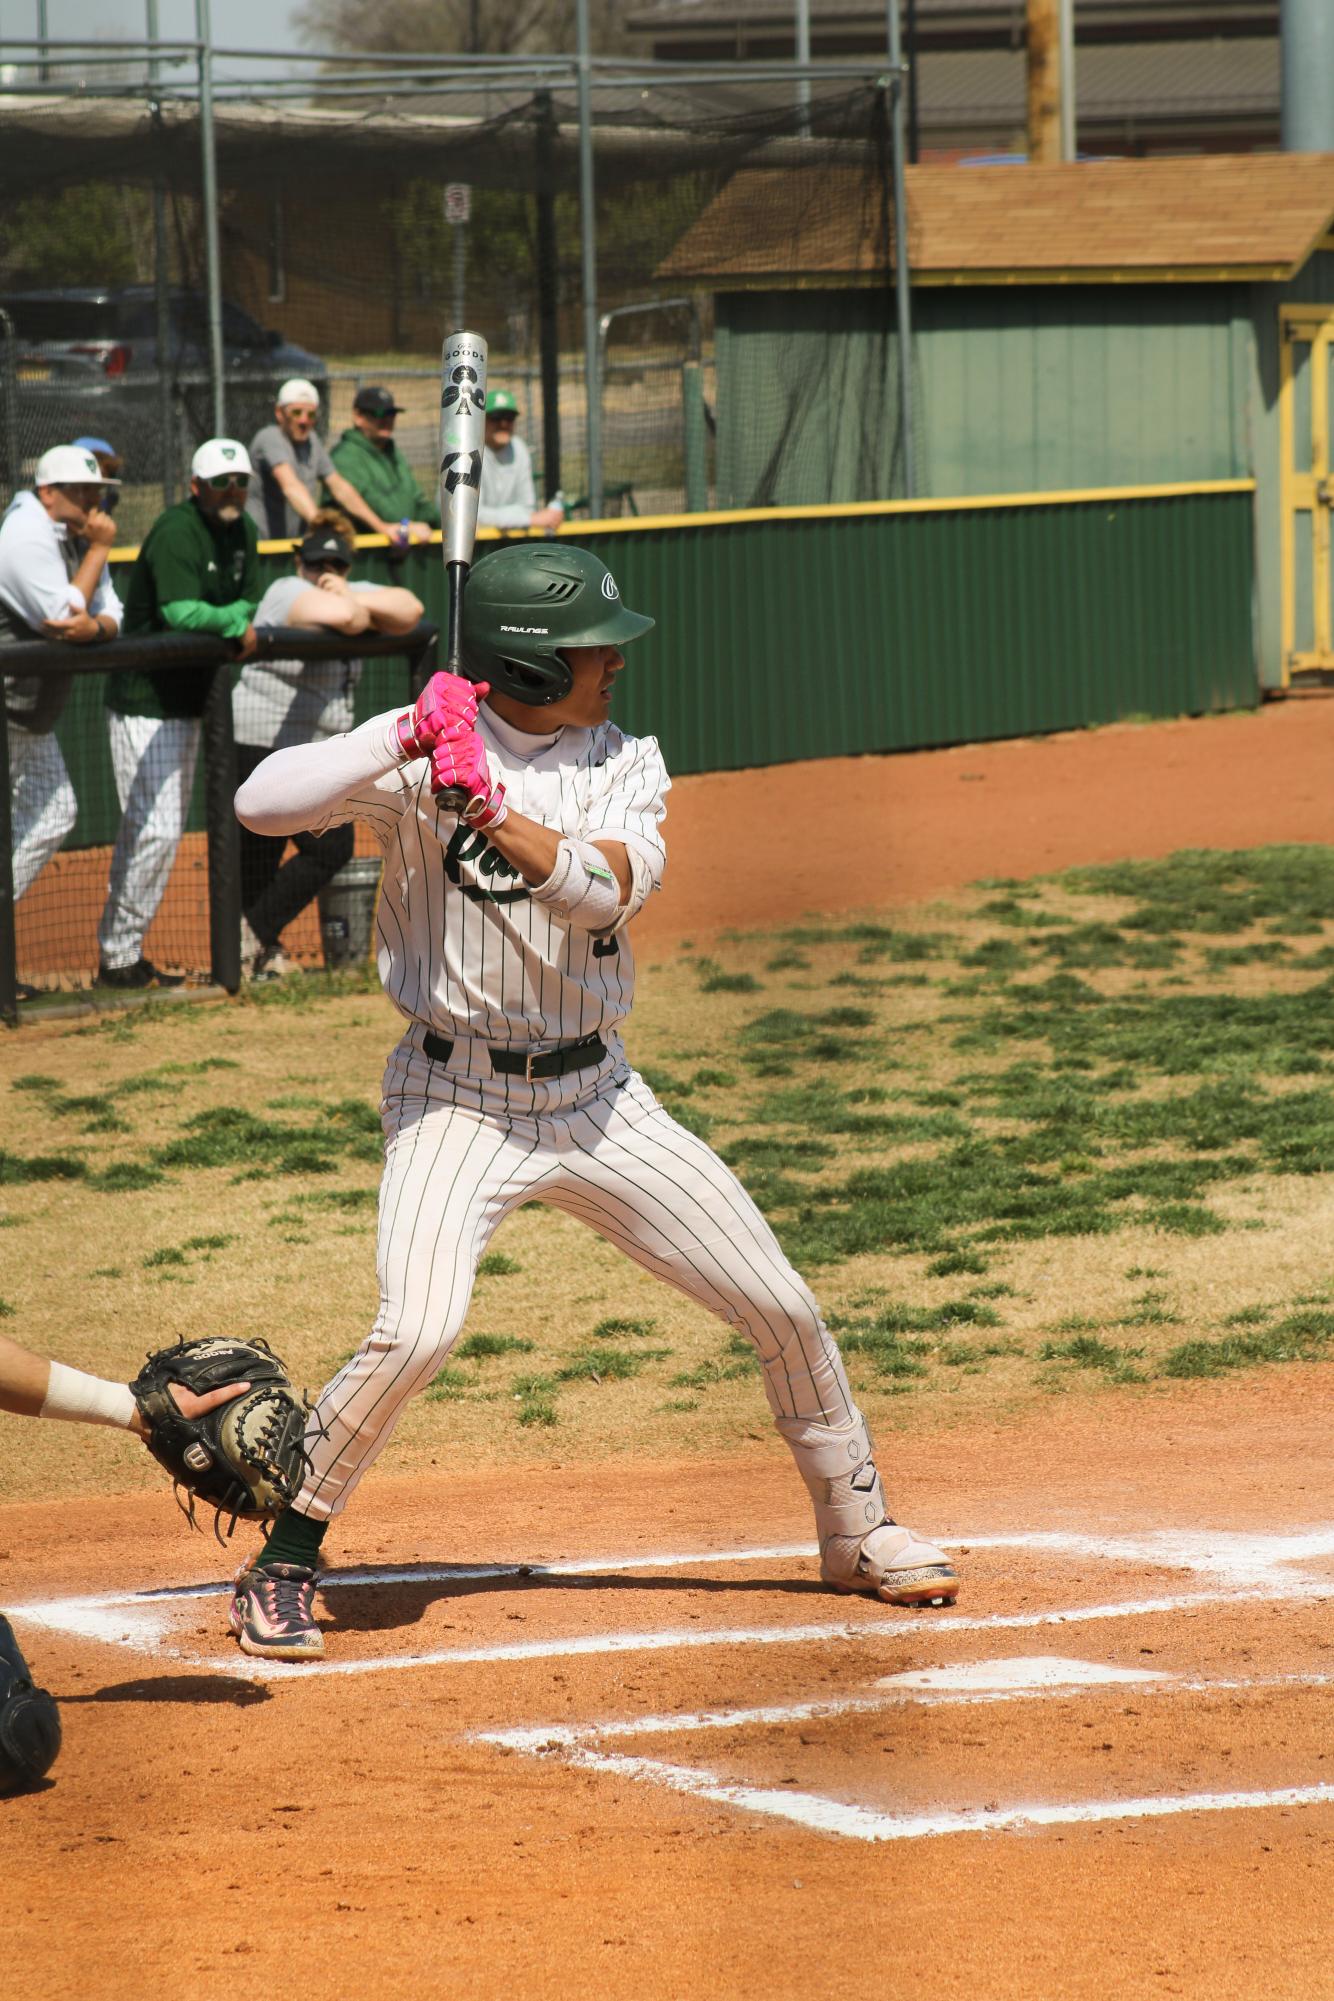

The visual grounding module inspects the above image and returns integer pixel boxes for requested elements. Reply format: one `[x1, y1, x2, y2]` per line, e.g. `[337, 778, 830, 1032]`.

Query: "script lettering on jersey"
[442, 821, 530, 904]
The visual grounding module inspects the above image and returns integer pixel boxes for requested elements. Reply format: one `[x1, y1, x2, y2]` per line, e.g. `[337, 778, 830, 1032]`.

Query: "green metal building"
[662, 149, 1334, 691]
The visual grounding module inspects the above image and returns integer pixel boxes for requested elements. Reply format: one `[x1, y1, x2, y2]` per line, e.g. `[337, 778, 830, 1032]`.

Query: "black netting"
[0, 82, 902, 536]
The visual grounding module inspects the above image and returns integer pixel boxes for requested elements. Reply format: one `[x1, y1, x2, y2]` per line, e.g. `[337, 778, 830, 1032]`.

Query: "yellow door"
[1280, 304, 1334, 681]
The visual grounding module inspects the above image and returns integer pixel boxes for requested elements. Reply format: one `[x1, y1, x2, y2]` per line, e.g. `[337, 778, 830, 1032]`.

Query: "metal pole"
[0, 698, 17, 1025]
[535, 92, 562, 499]
[906, 0, 920, 162]
[1058, 0, 1076, 162]
[196, 0, 226, 437]
[575, 0, 601, 519]
[147, 0, 177, 505]
[883, 30, 915, 498]
[36, 0, 49, 83]
[202, 663, 240, 992]
[795, 0, 811, 131]
[1281, 0, 1334, 150]
[1026, 0, 1061, 164]
[451, 223, 466, 329]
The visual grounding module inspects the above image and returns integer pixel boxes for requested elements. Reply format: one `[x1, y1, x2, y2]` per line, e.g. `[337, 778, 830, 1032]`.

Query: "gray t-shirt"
[246, 425, 336, 541]
[478, 434, 538, 529]
[232, 573, 374, 749]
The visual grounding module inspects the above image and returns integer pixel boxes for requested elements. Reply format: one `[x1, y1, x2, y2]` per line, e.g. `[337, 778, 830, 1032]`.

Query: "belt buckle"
[525, 1049, 541, 1083]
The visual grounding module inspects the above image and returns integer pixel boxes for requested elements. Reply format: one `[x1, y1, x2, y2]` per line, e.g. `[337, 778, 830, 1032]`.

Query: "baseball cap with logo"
[485, 389, 520, 418]
[34, 444, 120, 488]
[353, 385, 405, 419]
[191, 438, 253, 482]
[299, 526, 354, 565]
[276, 378, 321, 409]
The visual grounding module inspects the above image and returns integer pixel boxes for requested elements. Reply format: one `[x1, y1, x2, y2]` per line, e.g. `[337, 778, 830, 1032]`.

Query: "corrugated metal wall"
[716, 284, 1252, 507]
[58, 485, 1252, 847]
[581, 490, 1256, 773]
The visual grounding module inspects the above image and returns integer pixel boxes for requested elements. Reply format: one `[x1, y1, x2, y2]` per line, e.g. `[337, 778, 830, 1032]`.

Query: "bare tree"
[293, 0, 630, 57]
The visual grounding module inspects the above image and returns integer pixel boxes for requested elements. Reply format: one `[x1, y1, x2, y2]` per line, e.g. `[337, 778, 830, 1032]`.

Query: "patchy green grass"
[456, 1332, 535, 1362]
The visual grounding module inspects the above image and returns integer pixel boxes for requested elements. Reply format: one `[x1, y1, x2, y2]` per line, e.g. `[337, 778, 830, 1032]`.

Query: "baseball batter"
[230, 542, 957, 1659]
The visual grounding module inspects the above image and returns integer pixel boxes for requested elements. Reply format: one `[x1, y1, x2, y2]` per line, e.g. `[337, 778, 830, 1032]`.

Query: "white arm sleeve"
[235, 708, 411, 837]
[89, 565, 123, 632]
[583, 730, 670, 930]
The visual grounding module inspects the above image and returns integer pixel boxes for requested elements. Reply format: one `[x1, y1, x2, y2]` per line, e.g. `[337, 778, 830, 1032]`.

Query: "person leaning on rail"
[95, 438, 261, 992]
[246, 379, 400, 546]
[0, 445, 123, 995]
[232, 509, 423, 982]
[327, 386, 437, 555]
[477, 388, 564, 534]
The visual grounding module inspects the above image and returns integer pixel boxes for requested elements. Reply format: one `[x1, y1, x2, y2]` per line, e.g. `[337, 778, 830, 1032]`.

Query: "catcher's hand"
[131, 1337, 313, 1542]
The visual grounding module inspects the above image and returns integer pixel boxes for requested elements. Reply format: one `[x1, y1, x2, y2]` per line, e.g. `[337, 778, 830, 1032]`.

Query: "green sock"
[258, 1508, 328, 1572]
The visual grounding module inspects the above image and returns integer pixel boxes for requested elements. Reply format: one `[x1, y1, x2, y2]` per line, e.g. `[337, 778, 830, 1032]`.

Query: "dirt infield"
[5, 697, 1334, 2000]
[4, 1377, 1332, 2001]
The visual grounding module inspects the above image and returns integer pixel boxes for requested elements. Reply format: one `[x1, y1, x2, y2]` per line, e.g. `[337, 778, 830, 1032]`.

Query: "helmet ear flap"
[484, 646, 573, 706]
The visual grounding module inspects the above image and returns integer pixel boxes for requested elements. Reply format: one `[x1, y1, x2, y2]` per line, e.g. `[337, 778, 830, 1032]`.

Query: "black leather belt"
[422, 1029, 607, 1083]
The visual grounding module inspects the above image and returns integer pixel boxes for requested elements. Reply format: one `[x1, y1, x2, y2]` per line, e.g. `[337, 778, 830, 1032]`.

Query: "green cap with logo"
[462, 542, 654, 704]
[485, 389, 520, 418]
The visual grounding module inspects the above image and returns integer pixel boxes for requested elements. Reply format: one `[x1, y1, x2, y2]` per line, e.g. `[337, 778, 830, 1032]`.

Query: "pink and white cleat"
[229, 1560, 325, 1660]
[821, 1520, 958, 1608]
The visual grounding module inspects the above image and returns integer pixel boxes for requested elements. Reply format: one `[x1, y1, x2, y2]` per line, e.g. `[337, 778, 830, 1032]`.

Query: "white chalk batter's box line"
[11, 1527, 1334, 1844]
[10, 1526, 1334, 1676]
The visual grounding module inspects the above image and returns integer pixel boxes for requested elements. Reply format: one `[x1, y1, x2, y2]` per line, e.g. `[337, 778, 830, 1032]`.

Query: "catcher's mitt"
[131, 1337, 313, 1542]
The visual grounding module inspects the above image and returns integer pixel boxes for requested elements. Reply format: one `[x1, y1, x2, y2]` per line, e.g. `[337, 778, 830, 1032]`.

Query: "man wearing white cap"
[0, 446, 122, 952]
[96, 438, 261, 988]
[247, 380, 396, 543]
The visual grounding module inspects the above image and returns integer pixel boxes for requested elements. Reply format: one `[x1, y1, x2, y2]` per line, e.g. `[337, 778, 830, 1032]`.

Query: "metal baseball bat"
[440, 327, 488, 669]
[436, 328, 489, 803]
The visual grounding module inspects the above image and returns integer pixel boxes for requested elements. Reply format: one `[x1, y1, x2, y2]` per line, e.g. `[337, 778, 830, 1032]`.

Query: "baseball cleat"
[821, 1520, 958, 1608]
[229, 1560, 324, 1660]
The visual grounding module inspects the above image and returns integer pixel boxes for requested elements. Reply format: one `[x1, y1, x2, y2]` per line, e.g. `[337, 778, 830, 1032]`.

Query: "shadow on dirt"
[60, 1674, 271, 1705]
[321, 1562, 830, 1635]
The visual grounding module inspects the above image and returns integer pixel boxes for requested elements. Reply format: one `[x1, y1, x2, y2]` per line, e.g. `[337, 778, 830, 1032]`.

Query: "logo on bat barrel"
[441, 365, 485, 417]
[441, 449, 482, 494]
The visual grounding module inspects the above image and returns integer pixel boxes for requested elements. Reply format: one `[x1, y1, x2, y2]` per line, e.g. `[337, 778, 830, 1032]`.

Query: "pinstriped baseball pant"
[295, 1058, 863, 1520]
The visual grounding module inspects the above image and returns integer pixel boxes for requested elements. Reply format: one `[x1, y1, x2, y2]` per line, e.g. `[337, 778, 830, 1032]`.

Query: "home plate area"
[12, 1527, 1334, 1844]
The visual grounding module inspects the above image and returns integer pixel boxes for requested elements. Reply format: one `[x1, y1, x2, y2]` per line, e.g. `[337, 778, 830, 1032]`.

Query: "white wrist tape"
[40, 1361, 138, 1431]
[528, 838, 623, 933]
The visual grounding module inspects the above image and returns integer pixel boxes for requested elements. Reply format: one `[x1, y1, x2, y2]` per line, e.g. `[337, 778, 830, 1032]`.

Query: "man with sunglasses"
[246, 381, 395, 544]
[97, 438, 261, 988]
[232, 510, 422, 979]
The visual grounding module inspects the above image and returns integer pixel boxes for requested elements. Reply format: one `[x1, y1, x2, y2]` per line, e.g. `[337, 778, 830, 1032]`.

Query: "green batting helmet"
[462, 543, 654, 705]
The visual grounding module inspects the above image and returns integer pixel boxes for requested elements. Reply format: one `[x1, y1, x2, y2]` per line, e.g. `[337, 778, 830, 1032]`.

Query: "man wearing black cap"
[231, 508, 423, 979]
[328, 386, 438, 553]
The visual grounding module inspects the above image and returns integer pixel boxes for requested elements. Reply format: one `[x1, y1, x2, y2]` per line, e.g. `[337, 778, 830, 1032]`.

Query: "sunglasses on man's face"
[305, 558, 350, 575]
[203, 471, 250, 491]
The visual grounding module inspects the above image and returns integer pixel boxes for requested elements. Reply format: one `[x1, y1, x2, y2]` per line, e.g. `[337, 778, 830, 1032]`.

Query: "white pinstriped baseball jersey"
[235, 694, 949, 1597]
[311, 705, 669, 1052]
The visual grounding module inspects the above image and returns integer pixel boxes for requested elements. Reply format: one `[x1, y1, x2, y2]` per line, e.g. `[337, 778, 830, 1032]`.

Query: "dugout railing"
[0, 621, 437, 1024]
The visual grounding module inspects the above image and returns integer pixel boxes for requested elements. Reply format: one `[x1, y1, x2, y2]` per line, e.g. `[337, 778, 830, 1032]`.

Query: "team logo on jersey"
[443, 821, 530, 904]
[601, 572, 620, 601]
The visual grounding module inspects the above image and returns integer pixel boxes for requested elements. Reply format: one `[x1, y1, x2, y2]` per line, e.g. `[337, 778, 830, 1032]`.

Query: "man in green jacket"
[328, 386, 437, 551]
[97, 438, 261, 988]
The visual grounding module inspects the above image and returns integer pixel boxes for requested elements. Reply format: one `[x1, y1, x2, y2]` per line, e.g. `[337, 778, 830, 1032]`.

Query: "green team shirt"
[328, 426, 441, 529]
[108, 499, 261, 720]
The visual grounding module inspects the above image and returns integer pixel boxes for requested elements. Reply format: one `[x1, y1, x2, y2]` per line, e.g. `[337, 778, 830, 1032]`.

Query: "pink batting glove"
[429, 727, 508, 830]
[396, 672, 489, 761]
